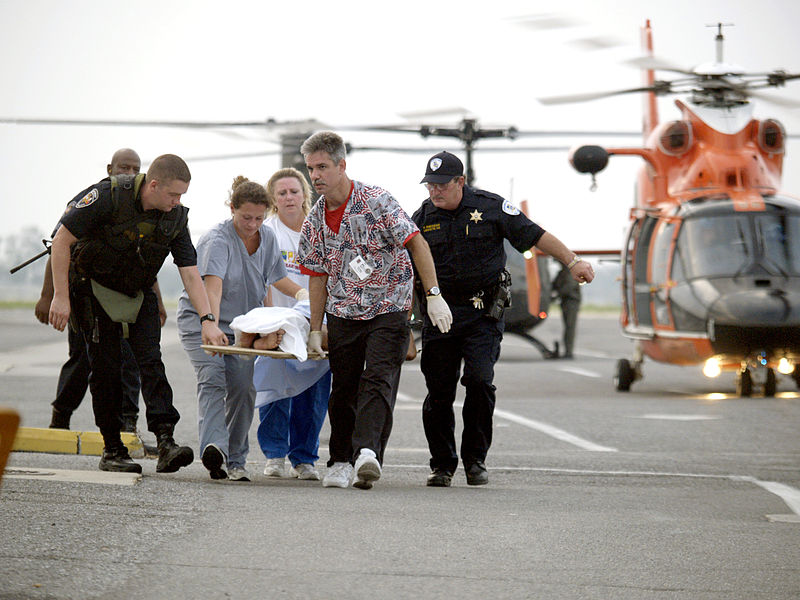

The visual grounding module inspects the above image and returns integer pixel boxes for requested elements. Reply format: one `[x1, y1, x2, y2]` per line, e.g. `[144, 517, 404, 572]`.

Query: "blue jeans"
[257, 370, 331, 467]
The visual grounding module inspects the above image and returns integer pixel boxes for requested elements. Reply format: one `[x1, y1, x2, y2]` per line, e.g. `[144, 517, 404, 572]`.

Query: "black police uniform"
[411, 186, 545, 474]
[60, 176, 196, 467]
[48, 182, 142, 430]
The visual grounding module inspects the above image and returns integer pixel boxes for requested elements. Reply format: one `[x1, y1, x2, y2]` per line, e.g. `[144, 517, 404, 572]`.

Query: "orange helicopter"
[540, 21, 800, 396]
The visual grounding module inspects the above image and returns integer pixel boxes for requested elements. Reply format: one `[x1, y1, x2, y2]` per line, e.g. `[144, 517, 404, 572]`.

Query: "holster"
[487, 270, 512, 321]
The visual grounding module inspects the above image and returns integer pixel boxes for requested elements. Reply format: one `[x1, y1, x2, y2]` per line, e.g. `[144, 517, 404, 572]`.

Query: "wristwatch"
[200, 313, 216, 324]
[426, 286, 441, 297]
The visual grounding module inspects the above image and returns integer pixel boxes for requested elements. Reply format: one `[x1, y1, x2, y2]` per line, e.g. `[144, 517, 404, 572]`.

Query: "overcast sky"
[1, 0, 799, 254]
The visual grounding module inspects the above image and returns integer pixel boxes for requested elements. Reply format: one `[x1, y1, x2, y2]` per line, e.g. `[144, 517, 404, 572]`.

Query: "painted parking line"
[396, 392, 617, 452]
[741, 478, 800, 522]
[386, 462, 800, 521]
[633, 414, 722, 421]
[4, 467, 142, 486]
[493, 407, 617, 452]
[557, 366, 603, 378]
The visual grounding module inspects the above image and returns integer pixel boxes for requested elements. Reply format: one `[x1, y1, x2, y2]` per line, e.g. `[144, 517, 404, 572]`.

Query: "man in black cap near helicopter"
[412, 150, 594, 487]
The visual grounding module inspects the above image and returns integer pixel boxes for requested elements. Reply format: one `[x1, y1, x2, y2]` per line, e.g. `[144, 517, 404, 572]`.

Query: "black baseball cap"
[420, 151, 464, 184]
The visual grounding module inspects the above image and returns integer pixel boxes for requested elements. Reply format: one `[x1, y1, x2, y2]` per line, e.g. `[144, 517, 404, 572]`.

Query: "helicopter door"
[630, 216, 658, 328]
[651, 219, 679, 327]
[621, 219, 638, 326]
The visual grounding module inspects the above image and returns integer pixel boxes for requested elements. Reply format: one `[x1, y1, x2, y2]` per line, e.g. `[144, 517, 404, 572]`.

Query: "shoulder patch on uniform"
[75, 188, 99, 208]
[502, 199, 520, 215]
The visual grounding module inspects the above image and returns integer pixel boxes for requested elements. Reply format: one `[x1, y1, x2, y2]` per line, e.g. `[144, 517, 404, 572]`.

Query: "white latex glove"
[426, 294, 452, 333]
[307, 330, 324, 355]
[295, 288, 310, 301]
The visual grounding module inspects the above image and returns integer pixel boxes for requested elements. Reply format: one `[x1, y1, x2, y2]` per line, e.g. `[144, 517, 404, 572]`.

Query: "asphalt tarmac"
[1, 307, 798, 599]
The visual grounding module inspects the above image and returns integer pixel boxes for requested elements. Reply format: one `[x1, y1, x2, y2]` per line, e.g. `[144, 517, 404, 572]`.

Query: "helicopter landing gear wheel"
[764, 368, 777, 397]
[614, 359, 636, 392]
[736, 368, 753, 397]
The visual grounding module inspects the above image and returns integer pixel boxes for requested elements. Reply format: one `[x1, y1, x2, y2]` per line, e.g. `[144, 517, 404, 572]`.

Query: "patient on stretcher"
[237, 328, 328, 351]
[237, 329, 285, 351]
[229, 303, 328, 360]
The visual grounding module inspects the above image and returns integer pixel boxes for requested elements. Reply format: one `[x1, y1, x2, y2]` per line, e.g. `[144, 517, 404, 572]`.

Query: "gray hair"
[300, 131, 346, 164]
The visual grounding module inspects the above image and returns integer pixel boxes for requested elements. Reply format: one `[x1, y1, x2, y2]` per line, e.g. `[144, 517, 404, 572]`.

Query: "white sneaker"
[293, 463, 320, 481]
[322, 462, 353, 488]
[263, 457, 286, 478]
[353, 448, 381, 490]
[228, 467, 251, 482]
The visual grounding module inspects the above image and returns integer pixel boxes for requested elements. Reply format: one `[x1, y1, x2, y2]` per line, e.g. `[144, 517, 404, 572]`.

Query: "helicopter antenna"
[706, 22, 734, 63]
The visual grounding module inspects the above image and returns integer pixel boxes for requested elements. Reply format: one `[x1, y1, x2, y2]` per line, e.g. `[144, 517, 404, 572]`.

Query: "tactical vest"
[71, 173, 189, 297]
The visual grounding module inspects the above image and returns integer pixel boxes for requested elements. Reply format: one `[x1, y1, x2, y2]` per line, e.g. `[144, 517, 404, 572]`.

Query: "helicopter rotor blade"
[0, 117, 323, 130]
[766, 70, 800, 86]
[567, 35, 624, 51]
[513, 129, 639, 138]
[624, 55, 696, 75]
[507, 12, 627, 52]
[744, 88, 800, 109]
[350, 145, 572, 154]
[396, 107, 473, 121]
[336, 124, 423, 134]
[179, 150, 283, 163]
[538, 85, 667, 105]
[505, 12, 584, 31]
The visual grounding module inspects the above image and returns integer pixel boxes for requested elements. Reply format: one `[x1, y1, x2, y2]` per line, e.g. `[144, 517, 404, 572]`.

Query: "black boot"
[99, 445, 142, 474]
[155, 427, 194, 473]
[49, 407, 71, 429]
[122, 416, 159, 457]
[120, 414, 138, 433]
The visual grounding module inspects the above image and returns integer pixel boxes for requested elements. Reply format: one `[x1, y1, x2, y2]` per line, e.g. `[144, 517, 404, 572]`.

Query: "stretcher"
[200, 345, 327, 360]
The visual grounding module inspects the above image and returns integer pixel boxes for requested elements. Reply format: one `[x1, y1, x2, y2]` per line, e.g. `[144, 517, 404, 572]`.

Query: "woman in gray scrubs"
[177, 176, 307, 482]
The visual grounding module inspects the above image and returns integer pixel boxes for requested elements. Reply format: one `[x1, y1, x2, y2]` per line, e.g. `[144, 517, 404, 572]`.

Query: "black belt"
[443, 286, 497, 305]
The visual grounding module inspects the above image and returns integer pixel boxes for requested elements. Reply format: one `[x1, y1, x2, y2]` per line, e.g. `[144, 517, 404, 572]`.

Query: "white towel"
[229, 306, 310, 362]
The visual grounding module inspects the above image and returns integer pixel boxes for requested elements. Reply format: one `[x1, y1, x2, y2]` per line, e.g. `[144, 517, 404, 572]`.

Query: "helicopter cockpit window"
[679, 216, 751, 278]
[757, 214, 800, 276]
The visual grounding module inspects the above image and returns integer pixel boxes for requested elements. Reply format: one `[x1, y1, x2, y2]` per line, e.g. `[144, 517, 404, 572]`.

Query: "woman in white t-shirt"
[258, 168, 331, 481]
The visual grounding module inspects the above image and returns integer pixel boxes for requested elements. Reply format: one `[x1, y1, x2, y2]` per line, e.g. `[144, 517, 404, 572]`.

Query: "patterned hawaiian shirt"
[298, 180, 418, 320]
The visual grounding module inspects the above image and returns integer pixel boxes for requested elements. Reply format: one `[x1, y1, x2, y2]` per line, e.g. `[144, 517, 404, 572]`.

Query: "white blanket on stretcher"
[229, 304, 310, 361]
[229, 302, 331, 407]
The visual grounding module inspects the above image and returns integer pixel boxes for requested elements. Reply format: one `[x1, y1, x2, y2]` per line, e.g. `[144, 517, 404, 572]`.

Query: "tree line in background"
[0, 227, 186, 301]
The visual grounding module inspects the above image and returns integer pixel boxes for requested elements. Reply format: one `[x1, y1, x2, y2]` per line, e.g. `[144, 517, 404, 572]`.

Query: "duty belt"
[443, 285, 498, 309]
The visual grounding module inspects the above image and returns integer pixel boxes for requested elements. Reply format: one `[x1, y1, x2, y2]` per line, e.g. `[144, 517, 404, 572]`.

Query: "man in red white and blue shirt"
[298, 131, 452, 490]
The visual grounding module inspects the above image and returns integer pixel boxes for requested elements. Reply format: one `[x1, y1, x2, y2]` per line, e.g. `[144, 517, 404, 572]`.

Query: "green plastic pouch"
[90, 279, 143, 338]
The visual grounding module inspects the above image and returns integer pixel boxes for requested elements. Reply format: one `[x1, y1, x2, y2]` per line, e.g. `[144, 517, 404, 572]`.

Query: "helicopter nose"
[707, 288, 800, 326]
[706, 287, 800, 356]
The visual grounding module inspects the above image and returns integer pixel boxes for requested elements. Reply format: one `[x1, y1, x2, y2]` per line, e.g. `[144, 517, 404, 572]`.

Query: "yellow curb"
[12, 427, 78, 454]
[79, 431, 144, 457]
[11, 427, 144, 457]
